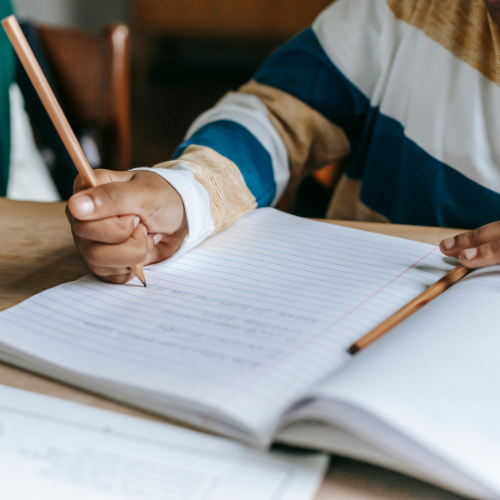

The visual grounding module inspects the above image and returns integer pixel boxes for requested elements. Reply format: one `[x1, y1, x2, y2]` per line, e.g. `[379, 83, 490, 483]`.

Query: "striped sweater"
[139, 0, 500, 257]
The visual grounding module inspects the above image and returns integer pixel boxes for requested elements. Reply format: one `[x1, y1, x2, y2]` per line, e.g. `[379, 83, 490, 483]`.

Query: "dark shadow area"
[131, 37, 278, 167]
[132, 36, 333, 218]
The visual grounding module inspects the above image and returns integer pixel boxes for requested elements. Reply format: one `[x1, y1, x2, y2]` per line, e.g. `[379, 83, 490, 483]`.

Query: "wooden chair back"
[37, 24, 131, 172]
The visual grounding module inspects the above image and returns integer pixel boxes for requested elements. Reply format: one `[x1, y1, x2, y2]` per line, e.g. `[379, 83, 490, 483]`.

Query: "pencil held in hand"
[1, 15, 147, 287]
[348, 264, 471, 354]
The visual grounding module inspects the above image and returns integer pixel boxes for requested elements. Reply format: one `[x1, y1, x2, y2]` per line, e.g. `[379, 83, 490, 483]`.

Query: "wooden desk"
[0, 198, 467, 500]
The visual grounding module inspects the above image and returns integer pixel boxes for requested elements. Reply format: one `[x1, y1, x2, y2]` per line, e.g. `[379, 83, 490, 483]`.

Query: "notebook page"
[0, 385, 327, 500]
[307, 267, 500, 498]
[0, 208, 455, 443]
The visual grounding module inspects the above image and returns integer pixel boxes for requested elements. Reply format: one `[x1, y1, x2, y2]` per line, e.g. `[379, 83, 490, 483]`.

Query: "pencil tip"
[347, 345, 360, 355]
[143, 282, 147, 288]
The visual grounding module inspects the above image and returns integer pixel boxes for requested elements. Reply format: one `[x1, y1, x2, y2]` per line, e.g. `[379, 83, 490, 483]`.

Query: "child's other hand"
[66, 169, 188, 284]
[440, 221, 500, 268]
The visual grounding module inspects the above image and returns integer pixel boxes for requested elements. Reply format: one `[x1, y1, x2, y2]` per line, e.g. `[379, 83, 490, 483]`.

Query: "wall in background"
[13, 0, 129, 31]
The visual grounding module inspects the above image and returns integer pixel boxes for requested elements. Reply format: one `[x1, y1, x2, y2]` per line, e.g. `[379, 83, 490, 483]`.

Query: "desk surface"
[0, 198, 467, 500]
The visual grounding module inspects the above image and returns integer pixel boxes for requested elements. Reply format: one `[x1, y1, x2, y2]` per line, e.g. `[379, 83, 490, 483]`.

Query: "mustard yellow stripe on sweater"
[239, 81, 350, 193]
[387, 0, 500, 86]
[154, 145, 257, 234]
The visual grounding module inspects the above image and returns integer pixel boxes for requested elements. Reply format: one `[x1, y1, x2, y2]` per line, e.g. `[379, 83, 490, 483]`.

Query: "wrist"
[132, 165, 214, 257]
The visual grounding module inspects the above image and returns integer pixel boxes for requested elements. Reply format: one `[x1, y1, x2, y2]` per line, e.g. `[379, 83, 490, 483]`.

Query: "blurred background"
[11, 0, 335, 215]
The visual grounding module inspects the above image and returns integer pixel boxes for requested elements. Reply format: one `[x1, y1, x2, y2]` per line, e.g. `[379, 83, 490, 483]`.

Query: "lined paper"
[0, 209, 455, 442]
[0, 385, 327, 500]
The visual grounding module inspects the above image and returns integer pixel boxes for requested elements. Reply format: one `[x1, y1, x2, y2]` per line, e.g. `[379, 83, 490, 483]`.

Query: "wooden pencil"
[348, 264, 471, 354]
[2, 15, 147, 287]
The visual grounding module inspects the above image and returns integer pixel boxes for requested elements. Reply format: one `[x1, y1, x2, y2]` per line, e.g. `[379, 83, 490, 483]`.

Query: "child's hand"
[440, 221, 500, 268]
[66, 169, 188, 284]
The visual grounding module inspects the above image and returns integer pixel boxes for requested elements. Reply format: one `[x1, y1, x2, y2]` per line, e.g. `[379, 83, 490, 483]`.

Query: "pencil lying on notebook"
[348, 264, 471, 354]
[2, 15, 147, 287]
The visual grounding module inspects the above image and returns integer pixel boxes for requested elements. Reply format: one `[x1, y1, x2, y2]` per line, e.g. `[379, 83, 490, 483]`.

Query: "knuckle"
[117, 216, 134, 234]
[492, 240, 500, 254]
[134, 238, 150, 261]
[482, 241, 500, 260]
[98, 183, 120, 206]
[137, 242, 150, 261]
[459, 229, 480, 247]
[85, 245, 102, 266]
[71, 221, 85, 237]
[93, 168, 107, 179]
[72, 233, 86, 253]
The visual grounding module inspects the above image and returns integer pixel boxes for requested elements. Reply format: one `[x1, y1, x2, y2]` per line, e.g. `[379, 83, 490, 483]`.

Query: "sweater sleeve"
[139, 0, 388, 257]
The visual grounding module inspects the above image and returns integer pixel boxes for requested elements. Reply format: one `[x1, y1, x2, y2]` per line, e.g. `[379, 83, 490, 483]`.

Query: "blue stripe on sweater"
[254, 28, 370, 151]
[253, 27, 500, 228]
[356, 109, 500, 228]
[174, 120, 276, 207]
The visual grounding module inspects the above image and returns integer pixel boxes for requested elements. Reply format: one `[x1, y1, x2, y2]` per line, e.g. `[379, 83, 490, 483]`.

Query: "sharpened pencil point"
[130, 264, 146, 288]
[348, 344, 360, 355]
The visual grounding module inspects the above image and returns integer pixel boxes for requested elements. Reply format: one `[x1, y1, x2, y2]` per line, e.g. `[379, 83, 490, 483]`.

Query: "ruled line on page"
[223, 218, 447, 262]
[0, 209, 455, 424]
[204, 247, 438, 419]
[178, 251, 438, 291]
[25, 287, 303, 373]
[190, 238, 446, 282]
[208, 231, 437, 270]
[13, 282, 344, 385]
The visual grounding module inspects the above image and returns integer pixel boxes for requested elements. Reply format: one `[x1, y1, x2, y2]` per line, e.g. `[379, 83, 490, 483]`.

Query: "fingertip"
[69, 195, 95, 218]
[441, 237, 456, 252]
[462, 247, 478, 261]
[100, 273, 134, 285]
[131, 223, 150, 248]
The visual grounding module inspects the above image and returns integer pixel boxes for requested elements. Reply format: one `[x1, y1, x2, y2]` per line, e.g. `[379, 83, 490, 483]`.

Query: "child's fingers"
[77, 223, 152, 268]
[68, 180, 146, 222]
[71, 214, 140, 244]
[457, 240, 500, 268]
[440, 221, 500, 257]
[69, 170, 187, 239]
[88, 265, 133, 282]
[88, 236, 166, 284]
[153, 231, 186, 261]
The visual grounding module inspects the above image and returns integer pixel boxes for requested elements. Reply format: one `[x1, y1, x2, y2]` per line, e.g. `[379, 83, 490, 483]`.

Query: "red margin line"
[204, 247, 437, 421]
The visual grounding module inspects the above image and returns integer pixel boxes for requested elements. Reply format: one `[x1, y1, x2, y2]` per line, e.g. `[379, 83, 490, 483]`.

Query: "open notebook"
[0, 208, 499, 499]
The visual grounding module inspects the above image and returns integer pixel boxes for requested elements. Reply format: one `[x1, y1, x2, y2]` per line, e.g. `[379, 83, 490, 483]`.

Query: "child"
[67, 0, 500, 283]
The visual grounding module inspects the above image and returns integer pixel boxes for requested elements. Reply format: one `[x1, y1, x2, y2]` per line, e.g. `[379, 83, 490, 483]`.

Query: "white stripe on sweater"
[314, 0, 500, 193]
[185, 92, 290, 205]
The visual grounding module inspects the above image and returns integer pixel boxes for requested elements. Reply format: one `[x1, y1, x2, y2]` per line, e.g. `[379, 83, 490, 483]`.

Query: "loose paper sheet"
[0, 385, 328, 500]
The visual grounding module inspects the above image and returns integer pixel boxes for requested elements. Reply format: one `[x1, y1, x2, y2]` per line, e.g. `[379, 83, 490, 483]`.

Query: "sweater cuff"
[133, 164, 214, 259]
